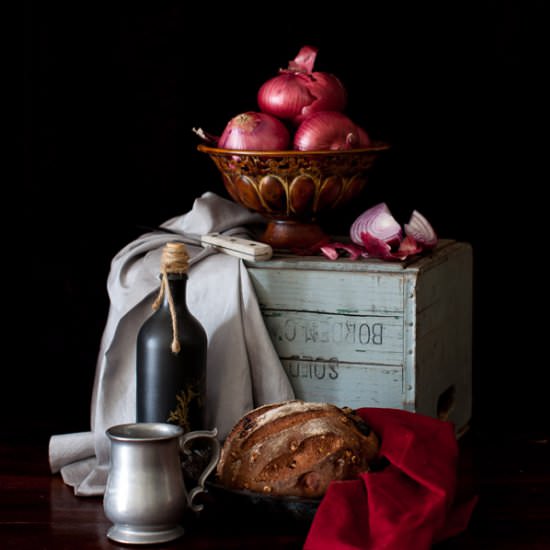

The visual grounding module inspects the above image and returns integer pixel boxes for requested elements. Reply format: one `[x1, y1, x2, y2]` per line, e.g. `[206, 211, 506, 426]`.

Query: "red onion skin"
[217, 112, 290, 151]
[258, 45, 347, 126]
[360, 232, 395, 260]
[320, 244, 339, 260]
[360, 233, 423, 261]
[288, 45, 318, 73]
[320, 242, 364, 261]
[396, 235, 422, 257]
[294, 111, 371, 151]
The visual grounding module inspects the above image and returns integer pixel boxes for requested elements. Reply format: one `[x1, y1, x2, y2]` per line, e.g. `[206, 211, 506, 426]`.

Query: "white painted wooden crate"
[246, 240, 472, 434]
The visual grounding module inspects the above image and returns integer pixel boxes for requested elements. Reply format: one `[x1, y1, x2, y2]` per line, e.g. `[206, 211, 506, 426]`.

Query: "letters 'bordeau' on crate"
[245, 240, 472, 436]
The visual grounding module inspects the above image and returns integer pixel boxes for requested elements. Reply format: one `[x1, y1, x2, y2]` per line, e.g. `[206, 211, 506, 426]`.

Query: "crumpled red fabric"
[304, 408, 477, 550]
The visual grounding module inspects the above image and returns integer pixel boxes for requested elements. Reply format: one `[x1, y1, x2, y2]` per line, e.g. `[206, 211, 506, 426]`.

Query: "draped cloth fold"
[48, 192, 295, 496]
[305, 408, 477, 550]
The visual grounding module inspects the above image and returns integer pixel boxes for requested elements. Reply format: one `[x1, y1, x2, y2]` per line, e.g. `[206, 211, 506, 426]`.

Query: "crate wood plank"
[248, 269, 404, 314]
[281, 359, 404, 410]
[261, 310, 404, 366]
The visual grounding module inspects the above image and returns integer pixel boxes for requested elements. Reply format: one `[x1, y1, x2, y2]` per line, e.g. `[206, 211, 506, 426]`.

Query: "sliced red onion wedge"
[404, 210, 438, 248]
[350, 203, 402, 247]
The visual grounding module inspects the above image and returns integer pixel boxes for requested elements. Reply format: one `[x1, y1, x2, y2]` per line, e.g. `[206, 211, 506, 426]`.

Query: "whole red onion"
[293, 111, 371, 151]
[258, 45, 347, 126]
[218, 111, 290, 150]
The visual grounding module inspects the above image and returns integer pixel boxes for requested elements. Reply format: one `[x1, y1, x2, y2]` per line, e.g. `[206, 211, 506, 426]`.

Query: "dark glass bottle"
[136, 242, 207, 432]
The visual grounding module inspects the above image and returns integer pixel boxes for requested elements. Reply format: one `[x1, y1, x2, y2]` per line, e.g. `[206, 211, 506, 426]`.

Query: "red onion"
[293, 111, 371, 152]
[258, 45, 347, 126]
[404, 210, 438, 248]
[350, 203, 402, 247]
[218, 111, 290, 150]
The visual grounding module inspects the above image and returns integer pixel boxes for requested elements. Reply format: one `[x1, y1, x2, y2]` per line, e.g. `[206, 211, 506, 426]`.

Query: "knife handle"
[200, 233, 273, 261]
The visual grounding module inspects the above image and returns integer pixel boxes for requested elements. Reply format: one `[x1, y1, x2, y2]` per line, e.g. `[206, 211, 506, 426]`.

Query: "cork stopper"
[152, 242, 190, 354]
[160, 242, 189, 274]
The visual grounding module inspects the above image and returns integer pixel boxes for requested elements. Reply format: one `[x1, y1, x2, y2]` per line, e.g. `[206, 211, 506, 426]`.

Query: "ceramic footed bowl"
[197, 143, 390, 250]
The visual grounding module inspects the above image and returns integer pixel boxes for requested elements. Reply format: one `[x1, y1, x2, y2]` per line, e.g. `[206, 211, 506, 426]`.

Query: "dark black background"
[15, 2, 547, 443]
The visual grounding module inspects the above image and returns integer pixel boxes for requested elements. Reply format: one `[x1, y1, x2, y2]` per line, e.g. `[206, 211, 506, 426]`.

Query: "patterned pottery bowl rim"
[197, 142, 390, 157]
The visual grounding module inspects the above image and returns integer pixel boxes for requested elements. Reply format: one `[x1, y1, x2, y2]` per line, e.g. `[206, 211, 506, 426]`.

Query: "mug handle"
[179, 428, 221, 512]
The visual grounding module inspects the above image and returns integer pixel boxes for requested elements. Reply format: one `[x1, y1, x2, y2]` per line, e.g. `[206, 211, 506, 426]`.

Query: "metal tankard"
[103, 422, 220, 544]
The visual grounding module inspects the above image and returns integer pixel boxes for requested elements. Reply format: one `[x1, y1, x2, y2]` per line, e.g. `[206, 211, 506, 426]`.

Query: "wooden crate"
[246, 240, 472, 434]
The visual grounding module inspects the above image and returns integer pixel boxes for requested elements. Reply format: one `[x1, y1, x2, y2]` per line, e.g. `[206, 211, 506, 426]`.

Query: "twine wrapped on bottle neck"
[152, 242, 190, 353]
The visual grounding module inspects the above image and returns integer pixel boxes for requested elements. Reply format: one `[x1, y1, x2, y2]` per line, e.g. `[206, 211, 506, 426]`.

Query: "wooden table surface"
[1, 429, 549, 549]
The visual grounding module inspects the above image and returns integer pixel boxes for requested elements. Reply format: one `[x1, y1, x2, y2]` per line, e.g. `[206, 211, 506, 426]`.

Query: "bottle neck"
[160, 273, 188, 311]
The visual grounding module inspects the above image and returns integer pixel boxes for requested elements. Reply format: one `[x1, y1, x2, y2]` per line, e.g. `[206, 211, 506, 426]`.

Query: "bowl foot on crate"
[262, 219, 327, 250]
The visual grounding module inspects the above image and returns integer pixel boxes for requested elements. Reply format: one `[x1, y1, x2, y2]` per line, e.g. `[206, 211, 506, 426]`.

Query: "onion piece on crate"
[320, 244, 339, 260]
[350, 203, 402, 247]
[320, 242, 365, 261]
[348, 203, 438, 261]
[404, 210, 438, 249]
[360, 232, 396, 260]
[397, 235, 423, 257]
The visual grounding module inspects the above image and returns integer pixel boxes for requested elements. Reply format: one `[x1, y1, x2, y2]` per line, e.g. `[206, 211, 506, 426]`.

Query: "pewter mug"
[103, 422, 220, 545]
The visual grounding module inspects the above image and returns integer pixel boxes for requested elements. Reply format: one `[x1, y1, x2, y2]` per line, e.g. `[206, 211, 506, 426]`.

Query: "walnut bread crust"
[216, 400, 380, 498]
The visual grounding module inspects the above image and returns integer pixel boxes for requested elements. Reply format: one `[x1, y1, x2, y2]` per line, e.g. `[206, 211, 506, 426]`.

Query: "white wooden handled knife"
[200, 233, 273, 261]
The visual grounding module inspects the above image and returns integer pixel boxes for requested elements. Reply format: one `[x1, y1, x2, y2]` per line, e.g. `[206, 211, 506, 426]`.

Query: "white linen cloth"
[49, 192, 295, 496]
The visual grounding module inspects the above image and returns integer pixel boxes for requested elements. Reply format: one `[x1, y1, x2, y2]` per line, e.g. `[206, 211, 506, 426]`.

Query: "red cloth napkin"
[304, 408, 477, 550]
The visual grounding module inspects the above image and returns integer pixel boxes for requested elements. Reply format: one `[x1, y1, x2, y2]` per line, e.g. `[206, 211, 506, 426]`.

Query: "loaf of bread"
[216, 400, 380, 498]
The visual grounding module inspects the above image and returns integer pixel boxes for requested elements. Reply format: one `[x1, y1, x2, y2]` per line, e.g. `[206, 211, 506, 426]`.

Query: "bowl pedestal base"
[261, 220, 327, 251]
